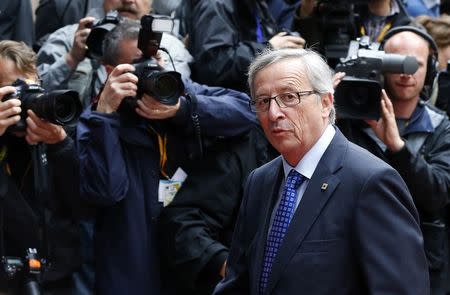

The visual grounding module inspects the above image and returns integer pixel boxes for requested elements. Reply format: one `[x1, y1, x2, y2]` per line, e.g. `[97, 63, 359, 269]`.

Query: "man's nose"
[267, 99, 284, 121]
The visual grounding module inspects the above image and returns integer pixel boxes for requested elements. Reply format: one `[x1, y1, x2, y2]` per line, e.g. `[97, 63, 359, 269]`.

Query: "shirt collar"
[282, 124, 336, 180]
[402, 102, 434, 136]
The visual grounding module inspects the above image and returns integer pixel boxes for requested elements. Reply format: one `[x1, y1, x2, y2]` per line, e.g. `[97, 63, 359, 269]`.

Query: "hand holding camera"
[364, 90, 405, 152]
[66, 16, 96, 68]
[97, 64, 138, 114]
[0, 86, 21, 136]
[135, 94, 180, 120]
[269, 31, 305, 49]
[25, 110, 67, 145]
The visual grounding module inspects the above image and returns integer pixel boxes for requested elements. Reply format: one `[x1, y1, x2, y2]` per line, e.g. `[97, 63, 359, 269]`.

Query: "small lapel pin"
[321, 183, 328, 191]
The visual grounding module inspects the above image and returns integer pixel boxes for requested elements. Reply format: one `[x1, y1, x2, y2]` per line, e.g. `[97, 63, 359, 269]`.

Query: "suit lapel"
[266, 129, 347, 294]
[250, 158, 284, 295]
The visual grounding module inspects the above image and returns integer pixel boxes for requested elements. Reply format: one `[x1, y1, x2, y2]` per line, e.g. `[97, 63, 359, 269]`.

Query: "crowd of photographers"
[0, 0, 450, 294]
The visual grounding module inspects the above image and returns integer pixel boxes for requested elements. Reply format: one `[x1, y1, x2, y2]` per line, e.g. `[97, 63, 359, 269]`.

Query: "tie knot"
[286, 169, 304, 190]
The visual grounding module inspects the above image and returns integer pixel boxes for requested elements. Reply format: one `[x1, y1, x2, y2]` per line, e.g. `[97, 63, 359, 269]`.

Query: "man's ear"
[321, 93, 334, 118]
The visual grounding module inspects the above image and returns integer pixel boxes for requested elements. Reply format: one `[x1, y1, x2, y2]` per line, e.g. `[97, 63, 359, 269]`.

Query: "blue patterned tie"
[259, 169, 304, 294]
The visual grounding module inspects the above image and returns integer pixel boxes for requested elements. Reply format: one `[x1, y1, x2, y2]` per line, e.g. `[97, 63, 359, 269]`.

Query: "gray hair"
[102, 19, 141, 66]
[247, 48, 336, 124]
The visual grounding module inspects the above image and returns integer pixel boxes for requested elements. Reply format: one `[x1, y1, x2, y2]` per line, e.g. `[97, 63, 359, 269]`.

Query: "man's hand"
[365, 90, 405, 152]
[333, 72, 346, 89]
[66, 17, 96, 68]
[135, 94, 180, 120]
[97, 64, 138, 113]
[25, 110, 66, 145]
[0, 86, 21, 136]
[269, 32, 305, 49]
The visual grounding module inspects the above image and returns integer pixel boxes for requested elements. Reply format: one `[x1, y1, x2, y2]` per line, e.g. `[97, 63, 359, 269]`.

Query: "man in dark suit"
[213, 48, 430, 295]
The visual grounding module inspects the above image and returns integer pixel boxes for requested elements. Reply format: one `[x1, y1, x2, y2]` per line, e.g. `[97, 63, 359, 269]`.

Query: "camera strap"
[30, 144, 50, 261]
[185, 93, 203, 159]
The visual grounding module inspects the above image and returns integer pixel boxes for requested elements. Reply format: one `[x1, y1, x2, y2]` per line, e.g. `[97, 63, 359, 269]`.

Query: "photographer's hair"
[415, 15, 450, 50]
[0, 40, 37, 77]
[247, 48, 336, 124]
[102, 19, 141, 66]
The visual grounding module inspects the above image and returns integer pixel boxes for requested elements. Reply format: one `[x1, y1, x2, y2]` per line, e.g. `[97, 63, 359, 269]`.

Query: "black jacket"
[181, 0, 278, 92]
[159, 127, 277, 295]
[338, 102, 450, 294]
[0, 134, 81, 292]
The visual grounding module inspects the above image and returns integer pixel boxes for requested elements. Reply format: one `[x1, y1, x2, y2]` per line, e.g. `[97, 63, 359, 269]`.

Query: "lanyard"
[0, 146, 10, 175]
[148, 125, 169, 179]
[360, 22, 392, 43]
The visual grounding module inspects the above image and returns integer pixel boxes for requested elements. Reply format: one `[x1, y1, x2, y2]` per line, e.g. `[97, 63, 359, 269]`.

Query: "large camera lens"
[29, 90, 82, 126]
[141, 71, 184, 105]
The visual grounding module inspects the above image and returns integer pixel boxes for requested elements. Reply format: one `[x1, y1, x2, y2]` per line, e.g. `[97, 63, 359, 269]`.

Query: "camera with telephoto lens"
[86, 10, 122, 60]
[120, 14, 184, 111]
[4, 79, 82, 132]
[2, 248, 44, 295]
[334, 36, 419, 120]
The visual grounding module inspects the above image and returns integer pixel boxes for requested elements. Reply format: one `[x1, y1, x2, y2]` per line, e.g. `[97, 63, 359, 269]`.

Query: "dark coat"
[183, 0, 278, 92]
[338, 102, 450, 294]
[77, 80, 257, 295]
[0, 134, 81, 292]
[213, 128, 429, 295]
[159, 127, 277, 294]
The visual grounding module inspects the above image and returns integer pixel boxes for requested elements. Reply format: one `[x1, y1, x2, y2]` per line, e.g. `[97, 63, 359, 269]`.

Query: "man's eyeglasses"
[249, 91, 318, 113]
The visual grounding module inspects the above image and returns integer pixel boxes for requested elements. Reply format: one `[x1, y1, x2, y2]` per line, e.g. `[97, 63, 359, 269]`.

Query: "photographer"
[36, 0, 192, 107]
[337, 26, 450, 295]
[180, 0, 305, 92]
[0, 40, 80, 294]
[77, 20, 258, 295]
[293, 0, 411, 64]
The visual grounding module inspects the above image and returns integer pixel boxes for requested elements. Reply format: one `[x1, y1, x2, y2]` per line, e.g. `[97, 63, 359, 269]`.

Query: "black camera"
[4, 79, 82, 132]
[2, 248, 43, 295]
[334, 37, 418, 120]
[86, 10, 122, 60]
[120, 14, 184, 111]
[295, 0, 368, 65]
[133, 59, 184, 106]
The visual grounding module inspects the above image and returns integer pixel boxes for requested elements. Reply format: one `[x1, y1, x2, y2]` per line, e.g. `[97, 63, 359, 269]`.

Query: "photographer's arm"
[76, 64, 137, 207]
[37, 17, 95, 91]
[170, 80, 258, 138]
[0, 86, 21, 136]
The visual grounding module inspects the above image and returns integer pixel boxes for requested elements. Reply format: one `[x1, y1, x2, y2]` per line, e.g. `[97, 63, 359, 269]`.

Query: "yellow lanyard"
[148, 126, 169, 179]
[360, 22, 392, 43]
[0, 145, 11, 175]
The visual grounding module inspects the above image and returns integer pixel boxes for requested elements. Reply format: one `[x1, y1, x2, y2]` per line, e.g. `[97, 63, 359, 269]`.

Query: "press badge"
[158, 167, 187, 206]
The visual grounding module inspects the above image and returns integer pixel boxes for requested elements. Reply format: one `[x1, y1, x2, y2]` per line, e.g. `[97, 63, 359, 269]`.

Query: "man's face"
[384, 32, 429, 103]
[117, 38, 142, 64]
[0, 57, 34, 87]
[254, 59, 332, 166]
[104, 0, 151, 20]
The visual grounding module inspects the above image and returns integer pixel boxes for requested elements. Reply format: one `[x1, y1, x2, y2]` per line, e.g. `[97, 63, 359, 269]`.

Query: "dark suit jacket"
[213, 128, 430, 295]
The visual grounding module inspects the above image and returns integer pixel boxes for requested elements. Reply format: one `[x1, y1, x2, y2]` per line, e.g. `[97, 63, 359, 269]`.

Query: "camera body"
[4, 79, 82, 132]
[2, 248, 43, 295]
[120, 14, 185, 112]
[86, 10, 122, 60]
[335, 37, 418, 120]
